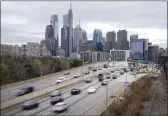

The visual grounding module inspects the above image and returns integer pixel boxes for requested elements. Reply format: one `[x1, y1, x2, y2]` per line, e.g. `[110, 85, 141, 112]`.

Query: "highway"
[1, 62, 106, 102]
[2, 62, 143, 116]
[1, 61, 126, 102]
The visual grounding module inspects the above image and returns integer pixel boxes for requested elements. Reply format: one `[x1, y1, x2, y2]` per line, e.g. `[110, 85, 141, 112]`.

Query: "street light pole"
[106, 82, 108, 109]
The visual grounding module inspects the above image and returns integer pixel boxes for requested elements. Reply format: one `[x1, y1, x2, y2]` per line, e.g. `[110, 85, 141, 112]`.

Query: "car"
[92, 68, 97, 71]
[120, 71, 124, 75]
[71, 89, 81, 95]
[56, 77, 66, 84]
[112, 75, 117, 79]
[98, 67, 102, 70]
[87, 87, 96, 93]
[84, 71, 90, 75]
[88, 66, 92, 69]
[64, 72, 70, 75]
[53, 102, 68, 112]
[111, 70, 115, 73]
[103, 64, 108, 68]
[106, 72, 111, 75]
[17, 86, 34, 96]
[22, 101, 39, 110]
[85, 78, 92, 83]
[74, 73, 81, 78]
[51, 91, 62, 97]
[50, 97, 64, 105]
[101, 80, 108, 85]
[106, 76, 111, 79]
[117, 69, 121, 71]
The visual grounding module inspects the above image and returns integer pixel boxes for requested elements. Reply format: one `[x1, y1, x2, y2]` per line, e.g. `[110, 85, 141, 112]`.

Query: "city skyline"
[1, 1, 167, 48]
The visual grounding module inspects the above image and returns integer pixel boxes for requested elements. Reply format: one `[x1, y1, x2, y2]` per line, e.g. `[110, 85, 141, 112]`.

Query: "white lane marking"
[43, 112, 50, 116]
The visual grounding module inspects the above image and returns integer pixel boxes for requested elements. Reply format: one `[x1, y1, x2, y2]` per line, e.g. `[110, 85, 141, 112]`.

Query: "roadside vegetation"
[1, 56, 82, 85]
[100, 75, 158, 116]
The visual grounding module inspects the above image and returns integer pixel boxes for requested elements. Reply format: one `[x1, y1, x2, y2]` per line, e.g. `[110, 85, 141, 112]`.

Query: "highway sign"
[124, 82, 129, 86]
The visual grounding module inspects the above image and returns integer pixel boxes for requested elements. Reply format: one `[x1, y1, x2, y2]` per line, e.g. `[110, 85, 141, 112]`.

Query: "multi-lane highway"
[1, 62, 146, 116]
[1, 62, 106, 102]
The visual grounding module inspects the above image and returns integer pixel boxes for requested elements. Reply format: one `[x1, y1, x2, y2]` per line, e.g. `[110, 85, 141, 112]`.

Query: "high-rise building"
[93, 29, 103, 51]
[148, 45, 159, 62]
[50, 15, 59, 49]
[45, 25, 54, 39]
[61, 26, 69, 57]
[130, 34, 138, 50]
[105, 31, 116, 51]
[82, 29, 87, 44]
[117, 30, 129, 50]
[130, 38, 149, 60]
[62, 3, 73, 57]
[73, 25, 83, 52]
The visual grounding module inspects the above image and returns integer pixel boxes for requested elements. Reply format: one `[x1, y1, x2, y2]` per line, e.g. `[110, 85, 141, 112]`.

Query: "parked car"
[56, 77, 65, 84]
[112, 75, 117, 79]
[51, 91, 62, 97]
[52, 102, 68, 113]
[22, 101, 39, 110]
[71, 89, 81, 95]
[50, 96, 64, 105]
[64, 72, 70, 75]
[120, 71, 124, 75]
[87, 87, 96, 93]
[17, 86, 34, 96]
[92, 68, 97, 71]
[85, 78, 92, 83]
[101, 80, 108, 85]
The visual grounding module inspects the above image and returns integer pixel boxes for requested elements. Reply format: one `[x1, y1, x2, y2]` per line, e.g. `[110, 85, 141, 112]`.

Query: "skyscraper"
[82, 29, 87, 43]
[62, 3, 73, 57]
[93, 29, 103, 51]
[61, 26, 69, 57]
[117, 30, 129, 50]
[50, 15, 59, 49]
[45, 25, 54, 39]
[105, 31, 116, 51]
[73, 24, 83, 52]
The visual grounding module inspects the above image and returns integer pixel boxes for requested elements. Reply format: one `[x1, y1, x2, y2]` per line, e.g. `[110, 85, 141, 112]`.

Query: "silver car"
[53, 102, 68, 112]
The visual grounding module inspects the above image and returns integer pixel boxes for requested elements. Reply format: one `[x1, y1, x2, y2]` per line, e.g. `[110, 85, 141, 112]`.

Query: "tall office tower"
[50, 15, 59, 49]
[93, 29, 103, 51]
[61, 26, 69, 57]
[45, 25, 54, 39]
[73, 24, 83, 52]
[130, 34, 138, 50]
[106, 31, 116, 51]
[82, 29, 87, 43]
[63, 3, 73, 56]
[117, 29, 129, 50]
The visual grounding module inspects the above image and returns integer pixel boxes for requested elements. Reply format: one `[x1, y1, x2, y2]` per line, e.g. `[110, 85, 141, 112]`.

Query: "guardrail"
[1, 67, 111, 109]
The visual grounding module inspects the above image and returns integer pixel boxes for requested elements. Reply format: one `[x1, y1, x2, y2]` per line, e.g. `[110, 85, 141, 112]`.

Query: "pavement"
[1, 62, 144, 116]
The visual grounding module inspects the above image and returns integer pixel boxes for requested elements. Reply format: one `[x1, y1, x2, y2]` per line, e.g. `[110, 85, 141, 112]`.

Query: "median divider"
[1, 66, 111, 109]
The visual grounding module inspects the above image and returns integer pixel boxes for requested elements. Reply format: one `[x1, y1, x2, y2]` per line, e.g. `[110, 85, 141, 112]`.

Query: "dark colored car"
[85, 71, 90, 75]
[98, 73, 104, 82]
[64, 72, 70, 75]
[106, 76, 111, 79]
[50, 97, 64, 105]
[17, 87, 34, 96]
[51, 91, 62, 98]
[85, 78, 92, 83]
[112, 75, 117, 79]
[71, 89, 81, 95]
[120, 71, 124, 75]
[103, 64, 108, 68]
[92, 69, 97, 71]
[111, 70, 115, 73]
[22, 101, 39, 110]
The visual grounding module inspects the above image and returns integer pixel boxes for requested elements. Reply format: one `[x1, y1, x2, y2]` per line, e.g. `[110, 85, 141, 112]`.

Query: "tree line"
[1, 56, 82, 85]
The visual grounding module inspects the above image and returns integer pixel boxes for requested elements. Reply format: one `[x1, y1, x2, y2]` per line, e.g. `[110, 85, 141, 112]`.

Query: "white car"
[52, 102, 68, 112]
[87, 87, 96, 93]
[50, 91, 62, 97]
[74, 73, 81, 78]
[56, 77, 66, 84]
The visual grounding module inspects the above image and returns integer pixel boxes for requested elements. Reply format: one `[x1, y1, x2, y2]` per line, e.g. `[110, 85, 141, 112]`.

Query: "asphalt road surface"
[2, 64, 141, 116]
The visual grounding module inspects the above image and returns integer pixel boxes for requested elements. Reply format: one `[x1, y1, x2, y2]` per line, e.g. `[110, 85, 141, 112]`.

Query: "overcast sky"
[1, 1, 167, 48]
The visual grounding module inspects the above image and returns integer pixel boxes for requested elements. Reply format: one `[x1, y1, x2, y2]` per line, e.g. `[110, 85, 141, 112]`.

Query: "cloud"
[1, 1, 167, 48]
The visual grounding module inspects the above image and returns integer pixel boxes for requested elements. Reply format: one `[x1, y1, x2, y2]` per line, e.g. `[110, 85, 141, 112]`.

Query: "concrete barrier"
[1, 67, 111, 109]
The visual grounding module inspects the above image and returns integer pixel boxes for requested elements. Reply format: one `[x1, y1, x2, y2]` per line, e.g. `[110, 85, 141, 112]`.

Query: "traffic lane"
[0, 64, 99, 102]
[36, 81, 102, 116]
[41, 72, 120, 116]
[13, 77, 101, 116]
[81, 73, 146, 115]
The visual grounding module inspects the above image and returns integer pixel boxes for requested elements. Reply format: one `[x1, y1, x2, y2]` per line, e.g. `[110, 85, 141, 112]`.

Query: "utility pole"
[106, 82, 108, 109]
